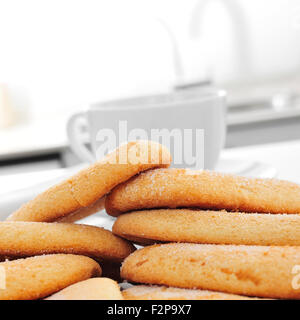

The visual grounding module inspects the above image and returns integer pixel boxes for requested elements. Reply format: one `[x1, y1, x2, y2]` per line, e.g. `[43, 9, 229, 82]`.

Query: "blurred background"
[1, 0, 300, 176]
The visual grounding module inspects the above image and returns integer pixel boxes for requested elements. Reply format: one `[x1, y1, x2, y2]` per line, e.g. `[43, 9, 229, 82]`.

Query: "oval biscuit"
[106, 168, 300, 216]
[113, 209, 300, 246]
[46, 278, 123, 300]
[0, 221, 135, 262]
[0, 254, 101, 300]
[121, 243, 300, 299]
[122, 285, 261, 300]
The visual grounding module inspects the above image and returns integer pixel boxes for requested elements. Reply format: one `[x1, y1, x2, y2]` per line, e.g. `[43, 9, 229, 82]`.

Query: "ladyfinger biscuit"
[46, 278, 123, 300]
[121, 243, 300, 299]
[0, 254, 101, 300]
[122, 285, 259, 300]
[0, 221, 135, 262]
[7, 141, 171, 222]
[106, 168, 300, 216]
[113, 209, 300, 246]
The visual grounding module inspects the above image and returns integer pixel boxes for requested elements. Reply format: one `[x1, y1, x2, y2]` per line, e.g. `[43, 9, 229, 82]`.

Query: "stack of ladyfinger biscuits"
[108, 168, 300, 300]
[3, 139, 300, 300]
[0, 141, 171, 300]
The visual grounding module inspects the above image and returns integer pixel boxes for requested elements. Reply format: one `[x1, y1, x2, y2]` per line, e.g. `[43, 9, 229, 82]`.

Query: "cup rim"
[88, 88, 226, 112]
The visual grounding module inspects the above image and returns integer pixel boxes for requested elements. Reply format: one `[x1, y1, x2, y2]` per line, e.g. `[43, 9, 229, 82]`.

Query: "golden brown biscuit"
[46, 278, 123, 300]
[113, 209, 300, 246]
[0, 254, 101, 300]
[121, 243, 300, 299]
[122, 285, 260, 300]
[0, 221, 135, 263]
[7, 141, 171, 222]
[106, 168, 300, 216]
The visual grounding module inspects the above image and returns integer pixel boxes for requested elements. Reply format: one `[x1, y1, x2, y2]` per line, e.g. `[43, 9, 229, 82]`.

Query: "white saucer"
[215, 157, 277, 179]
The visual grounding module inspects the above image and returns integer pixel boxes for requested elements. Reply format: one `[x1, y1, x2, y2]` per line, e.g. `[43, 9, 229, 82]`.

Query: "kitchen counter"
[0, 118, 68, 161]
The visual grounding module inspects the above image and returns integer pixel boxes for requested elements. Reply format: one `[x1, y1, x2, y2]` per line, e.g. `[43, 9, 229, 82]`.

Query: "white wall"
[0, 0, 299, 120]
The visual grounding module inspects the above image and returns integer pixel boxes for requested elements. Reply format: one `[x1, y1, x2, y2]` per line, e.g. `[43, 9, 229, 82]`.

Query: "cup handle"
[67, 112, 95, 163]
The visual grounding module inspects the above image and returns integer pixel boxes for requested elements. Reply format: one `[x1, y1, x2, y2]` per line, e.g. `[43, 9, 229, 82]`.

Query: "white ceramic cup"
[67, 87, 226, 169]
